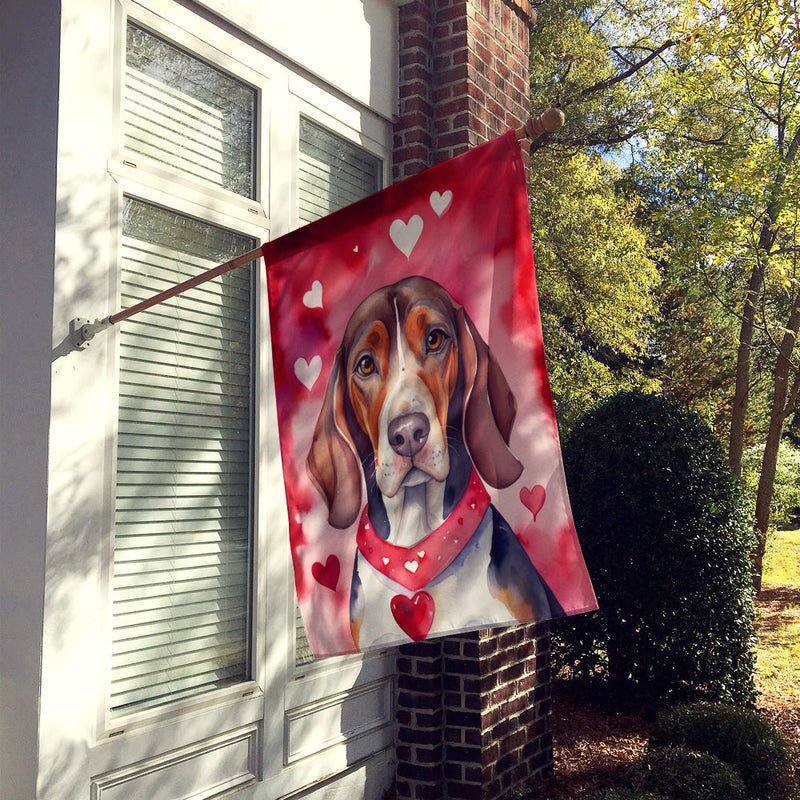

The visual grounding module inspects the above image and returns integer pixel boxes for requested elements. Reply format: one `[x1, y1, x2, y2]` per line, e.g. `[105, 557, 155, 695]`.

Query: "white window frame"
[101, 0, 273, 740]
[62, 0, 400, 794]
[289, 88, 390, 677]
[42, 0, 400, 795]
[264, 75, 398, 793]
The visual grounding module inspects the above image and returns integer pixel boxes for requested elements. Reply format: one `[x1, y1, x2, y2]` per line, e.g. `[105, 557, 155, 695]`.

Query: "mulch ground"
[537, 680, 651, 799]
[536, 590, 800, 800]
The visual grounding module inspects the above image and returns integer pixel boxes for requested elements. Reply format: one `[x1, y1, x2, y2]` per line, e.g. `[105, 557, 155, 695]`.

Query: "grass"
[763, 528, 800, 587]
[756, 528, 800, 698]
[754, 527, 800, 800]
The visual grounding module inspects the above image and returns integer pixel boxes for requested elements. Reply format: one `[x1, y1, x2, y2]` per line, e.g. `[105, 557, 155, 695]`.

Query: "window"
[298, 116, 382, 223]
[124, 22, 256, 198]
[294, 117, 382, 666]
[109, 23, 259, 717]
[46, 0, 396, 793]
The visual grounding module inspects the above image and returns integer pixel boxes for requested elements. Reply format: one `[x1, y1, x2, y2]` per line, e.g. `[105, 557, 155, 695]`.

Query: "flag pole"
[109, 245, 263, 324]
[69, 245, 264, 349]
[70, 109, 563, 350]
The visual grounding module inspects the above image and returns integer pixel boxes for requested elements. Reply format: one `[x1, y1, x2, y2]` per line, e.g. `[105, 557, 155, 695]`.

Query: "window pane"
[295, 119, 382, 665]
[111, 197, 255, 715]
[298, 117, 381, 223]
[125, 23, 256, 198]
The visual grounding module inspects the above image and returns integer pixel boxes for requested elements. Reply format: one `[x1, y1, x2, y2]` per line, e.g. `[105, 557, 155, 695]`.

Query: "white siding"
[24, 1, 398, 799]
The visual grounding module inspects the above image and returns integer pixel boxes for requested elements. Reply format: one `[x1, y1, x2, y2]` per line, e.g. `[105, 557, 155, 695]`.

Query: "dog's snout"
[388, 412, 430, 458]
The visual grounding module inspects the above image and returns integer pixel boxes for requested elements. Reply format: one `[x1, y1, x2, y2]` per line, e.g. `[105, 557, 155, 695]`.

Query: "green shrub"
[649, 702, 790, 798]
[554, 391, 757, 707]
[741, 440, 800, 526]
[633, 746, 748, 800]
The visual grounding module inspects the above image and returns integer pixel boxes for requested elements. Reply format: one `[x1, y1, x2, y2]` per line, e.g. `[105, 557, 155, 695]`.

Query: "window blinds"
[110, 200, 255, 716]
[294, 118, 382, 665]
[125, 23, 256, 199]
[110, 22, 258, 717]
[298, 117, 381, 223]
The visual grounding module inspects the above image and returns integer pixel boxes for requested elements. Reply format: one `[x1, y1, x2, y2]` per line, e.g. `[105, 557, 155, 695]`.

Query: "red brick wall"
[395, 626, 554, 800]
[394, 0, 534, 180]
[392, 3, 553, 798]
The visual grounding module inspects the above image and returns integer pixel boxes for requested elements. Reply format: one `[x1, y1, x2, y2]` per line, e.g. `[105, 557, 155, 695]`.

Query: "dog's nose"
[388, 412, 430, 458]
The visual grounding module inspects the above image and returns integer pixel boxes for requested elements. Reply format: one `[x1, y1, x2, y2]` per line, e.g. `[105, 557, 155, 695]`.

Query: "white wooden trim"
[40, 0, 396, 796]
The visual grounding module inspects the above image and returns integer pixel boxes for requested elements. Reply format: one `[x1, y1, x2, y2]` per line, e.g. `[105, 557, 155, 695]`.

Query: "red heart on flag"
[311, 555, 340, 592]
[391, 592, 435, 641]
[520, 484, 546, 521]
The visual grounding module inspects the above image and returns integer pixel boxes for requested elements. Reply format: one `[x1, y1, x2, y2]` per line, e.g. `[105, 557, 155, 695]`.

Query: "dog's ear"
[457, 307, 523, 488]
[306, 352, 363, 529]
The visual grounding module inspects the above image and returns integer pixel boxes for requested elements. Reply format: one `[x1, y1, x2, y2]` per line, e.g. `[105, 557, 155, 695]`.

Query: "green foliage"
[554, 391, 757, 707]
[526, 0, 800, 590]
[649, 702, 790, 799]
[529, 0, 680, 154]
[530, 153, 660, 430]
[741, 440, 800, 526]
[647, 264, 744, 440]
[632, 0, 800, 456]
[632, 746, 748, 800]
[527, 0, 669, 432]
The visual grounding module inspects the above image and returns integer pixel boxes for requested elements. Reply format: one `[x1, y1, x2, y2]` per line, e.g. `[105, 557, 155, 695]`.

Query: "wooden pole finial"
[515, 108, 565, 141]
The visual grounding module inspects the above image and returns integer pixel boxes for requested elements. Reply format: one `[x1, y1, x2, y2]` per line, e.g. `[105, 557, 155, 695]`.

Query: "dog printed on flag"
[265, 131, 596, 657]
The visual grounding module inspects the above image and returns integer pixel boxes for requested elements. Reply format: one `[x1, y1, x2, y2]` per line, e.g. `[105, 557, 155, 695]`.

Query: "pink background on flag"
[265, 131, 596, 657]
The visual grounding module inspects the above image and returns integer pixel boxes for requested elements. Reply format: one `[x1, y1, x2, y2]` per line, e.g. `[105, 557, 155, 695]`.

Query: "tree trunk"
[728, 127, 800, 479]
[729, 265, 765, 478]
[753, 300, 800, 593]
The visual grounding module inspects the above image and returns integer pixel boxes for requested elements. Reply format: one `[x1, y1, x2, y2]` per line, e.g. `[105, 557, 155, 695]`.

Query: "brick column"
[395, 626, 554, 800]
[393, 2, 554, 799]
[396, 641, 445, 799]
[444, 627, 554, 798]
[394, 0, 534, 179]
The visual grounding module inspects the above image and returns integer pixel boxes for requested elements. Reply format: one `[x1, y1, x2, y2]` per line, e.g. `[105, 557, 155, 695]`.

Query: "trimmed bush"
[649, 702, 790, 798]
[633, 746, 748, 800]
[554, 391, 757, 707]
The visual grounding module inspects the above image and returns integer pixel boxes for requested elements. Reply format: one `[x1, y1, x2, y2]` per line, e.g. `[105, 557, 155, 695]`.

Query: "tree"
[529, 0, 682, 156]
[632, 0, 800, 589]
[528, 151, 660, 429]
[527, 0, 675, 428]
[700, 0, 800, 486]
[741, 438, 800, 526]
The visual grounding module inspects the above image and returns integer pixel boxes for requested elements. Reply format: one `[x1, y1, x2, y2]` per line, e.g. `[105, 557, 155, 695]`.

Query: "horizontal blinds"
[294, 118, 382, 665]
[111, 198, 255, 715]
[124, 22, 256, 199]
[298, 116, 381, 224]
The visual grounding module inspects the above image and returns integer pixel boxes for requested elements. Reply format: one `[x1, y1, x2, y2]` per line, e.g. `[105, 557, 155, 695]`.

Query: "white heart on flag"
[295, 355, 322, 391]
[303, 280, 323, 309]
[430, 190, 452, 216]
[389, 214, 423, 259]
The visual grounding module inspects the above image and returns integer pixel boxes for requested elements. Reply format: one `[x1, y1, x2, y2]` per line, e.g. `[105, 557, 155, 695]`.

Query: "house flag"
[264, 130, 597, 657]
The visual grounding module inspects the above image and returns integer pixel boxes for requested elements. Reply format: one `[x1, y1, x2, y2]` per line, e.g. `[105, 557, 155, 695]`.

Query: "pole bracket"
[69, 317, 113, 350]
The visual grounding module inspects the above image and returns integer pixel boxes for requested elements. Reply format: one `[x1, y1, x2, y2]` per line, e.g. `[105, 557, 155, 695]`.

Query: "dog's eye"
[426, 329, 448, 353]
[356, 355, 376, 377]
